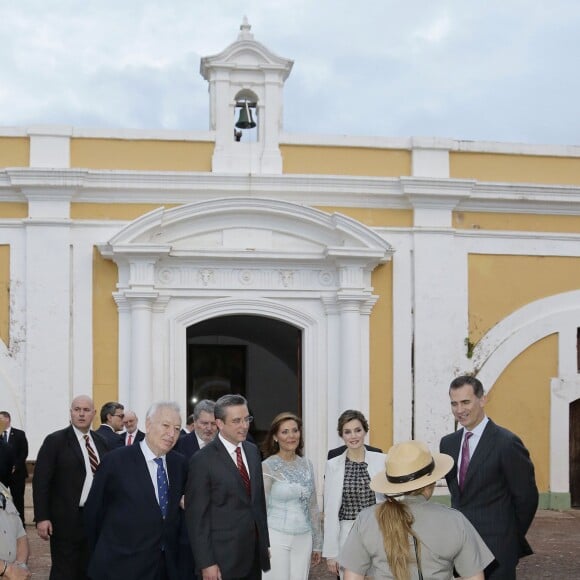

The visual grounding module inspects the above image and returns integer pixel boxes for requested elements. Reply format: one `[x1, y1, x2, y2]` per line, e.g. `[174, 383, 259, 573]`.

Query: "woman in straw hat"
[339, 440, 494, 580]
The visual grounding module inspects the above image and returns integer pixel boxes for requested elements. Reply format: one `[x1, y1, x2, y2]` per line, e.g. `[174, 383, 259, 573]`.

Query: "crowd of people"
[0, 374, 539, 580]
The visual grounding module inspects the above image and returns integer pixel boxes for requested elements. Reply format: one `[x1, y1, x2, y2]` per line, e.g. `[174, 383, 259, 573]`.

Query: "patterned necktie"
[458, 431, 473, 491]
[154, 457, 169, 518]
[235, 446, 251, 496]
[84, 435, 99, 474]
[127, 433, 133, 446]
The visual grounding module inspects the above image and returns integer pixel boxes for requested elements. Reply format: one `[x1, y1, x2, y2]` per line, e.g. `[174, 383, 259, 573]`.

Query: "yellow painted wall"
[315, 206, 413, 228]
[71, 203, 180, 221]
[454, 211, 580, 233]
[450, 152, 580, 186]
[369, 261, 393, 450]
[0, 203, 28, 218]
[92, 247, 119, 414]
[0, 246, 9, 346]
[468, 255, 580, 343]
[281, 145, 411, 177]
[485, 334, 556, 492]
[70, 138, 213, 172]
[0, 138, 29, 168]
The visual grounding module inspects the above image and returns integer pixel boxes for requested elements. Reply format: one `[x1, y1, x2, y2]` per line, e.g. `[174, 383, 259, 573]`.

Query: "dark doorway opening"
[186, 315, 302, 445]
[570, 398, 580, 507]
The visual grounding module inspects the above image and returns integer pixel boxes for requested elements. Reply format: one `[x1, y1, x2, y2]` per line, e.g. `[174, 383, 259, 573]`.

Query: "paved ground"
[23, 486, 580, 578]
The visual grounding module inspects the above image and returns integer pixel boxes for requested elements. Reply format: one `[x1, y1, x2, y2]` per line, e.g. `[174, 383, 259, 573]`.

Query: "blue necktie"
[154, 457, 169, 518]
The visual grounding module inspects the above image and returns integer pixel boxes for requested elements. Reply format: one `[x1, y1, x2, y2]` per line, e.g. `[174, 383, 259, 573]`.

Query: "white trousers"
[338, 519, 355, 580]
[263, 528, 313, 580]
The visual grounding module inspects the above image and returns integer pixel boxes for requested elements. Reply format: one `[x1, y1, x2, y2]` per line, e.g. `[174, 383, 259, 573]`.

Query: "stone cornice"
[2, 168, 580, 214]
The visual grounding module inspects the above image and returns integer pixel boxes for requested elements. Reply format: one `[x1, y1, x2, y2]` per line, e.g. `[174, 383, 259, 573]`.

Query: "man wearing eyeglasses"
[185, 394, 270, 580]
[95, 402, 125, 450]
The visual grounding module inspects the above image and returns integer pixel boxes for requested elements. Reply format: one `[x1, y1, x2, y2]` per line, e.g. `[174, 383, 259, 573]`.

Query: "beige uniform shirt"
[340, 495, 494, 579]
[0, 483, 26, 563]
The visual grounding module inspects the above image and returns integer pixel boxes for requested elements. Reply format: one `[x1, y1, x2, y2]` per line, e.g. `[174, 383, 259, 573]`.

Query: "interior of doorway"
[186, 314, 302, 444]
[570, 398, 580, 507]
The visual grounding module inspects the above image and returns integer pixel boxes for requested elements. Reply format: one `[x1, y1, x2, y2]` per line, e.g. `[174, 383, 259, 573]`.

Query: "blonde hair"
[375, 489, 424, 580]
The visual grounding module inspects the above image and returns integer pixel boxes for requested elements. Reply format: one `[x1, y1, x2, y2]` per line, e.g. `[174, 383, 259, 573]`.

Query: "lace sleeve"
[262, 459, 275, 499]
[307, 458, 323, 551]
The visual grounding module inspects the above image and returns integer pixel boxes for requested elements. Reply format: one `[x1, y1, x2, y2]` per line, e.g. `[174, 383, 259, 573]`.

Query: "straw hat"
[370, 440, 454, 496]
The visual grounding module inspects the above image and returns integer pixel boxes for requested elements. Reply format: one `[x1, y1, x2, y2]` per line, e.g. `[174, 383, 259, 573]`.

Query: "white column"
[114, 294, 132, 409]
[23, 191, 73, 445]
[337, 298, 362, 412]
[127, 292, 157, 421]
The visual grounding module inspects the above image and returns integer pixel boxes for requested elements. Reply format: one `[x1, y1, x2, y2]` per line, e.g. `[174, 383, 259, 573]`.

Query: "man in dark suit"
[185, 394, 270, 580]
[33, 394, 109, 580]
[84, 401, 187, 580]
[0, 415, 14, 489]
[0, 411, 29, 523]
[440, 375, 538, 579]
[175, 399, 217, 460]
[95, 401, 124, 449]
[121, 410, 145, 446]
[174, 399, 217, 579]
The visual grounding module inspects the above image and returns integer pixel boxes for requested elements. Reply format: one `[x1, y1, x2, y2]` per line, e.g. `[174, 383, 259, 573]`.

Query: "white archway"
[98, 197, 393, 474]
[471, 290, 580, 505]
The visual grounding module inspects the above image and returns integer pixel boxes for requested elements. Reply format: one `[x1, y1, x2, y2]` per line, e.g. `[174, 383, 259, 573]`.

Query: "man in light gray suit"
[440, 375, 538, 580]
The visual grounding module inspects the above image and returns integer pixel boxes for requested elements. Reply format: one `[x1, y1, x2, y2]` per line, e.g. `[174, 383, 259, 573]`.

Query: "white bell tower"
[200, 17, 294, 174]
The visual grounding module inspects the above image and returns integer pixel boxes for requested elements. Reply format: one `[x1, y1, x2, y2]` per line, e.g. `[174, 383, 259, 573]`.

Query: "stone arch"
[470, 290, 580, 507]
[99, 197, 393, 475]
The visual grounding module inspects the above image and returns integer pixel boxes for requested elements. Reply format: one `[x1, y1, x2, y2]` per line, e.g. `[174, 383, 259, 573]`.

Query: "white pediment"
[103, 197, 393, 263]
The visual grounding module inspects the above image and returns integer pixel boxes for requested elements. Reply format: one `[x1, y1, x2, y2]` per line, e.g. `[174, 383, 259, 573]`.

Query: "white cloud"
[0, 0, 579, 144]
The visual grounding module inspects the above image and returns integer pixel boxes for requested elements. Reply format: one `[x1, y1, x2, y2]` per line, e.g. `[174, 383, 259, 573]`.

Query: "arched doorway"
[570, 398, 580, 507]
[187, 315, 301, 444]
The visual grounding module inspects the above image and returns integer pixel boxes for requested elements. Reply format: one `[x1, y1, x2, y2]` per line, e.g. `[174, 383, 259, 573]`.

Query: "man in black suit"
[175, 399, 217, 459]
[84, 401, 187, 580]
[121, 410, 145, 446]
[95, 401, 124, 449]
[0, 415, 14, 489]
[185, 394, 270, 580]
[174, 399, 217, 579]
[0, 411, 29, 523]
[33, 394, 109, 579]
[440, 375, 538, 579]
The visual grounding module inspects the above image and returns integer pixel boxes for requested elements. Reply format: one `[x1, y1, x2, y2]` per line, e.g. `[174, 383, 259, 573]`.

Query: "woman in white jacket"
[323, 410, 386, 578]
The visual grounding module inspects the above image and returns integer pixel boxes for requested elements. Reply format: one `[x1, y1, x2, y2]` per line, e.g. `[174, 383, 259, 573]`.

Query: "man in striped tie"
[33, 395, 109, 579]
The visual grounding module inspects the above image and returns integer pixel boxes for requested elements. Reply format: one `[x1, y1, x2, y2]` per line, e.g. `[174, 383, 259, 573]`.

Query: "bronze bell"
[235, 102, 256, 129]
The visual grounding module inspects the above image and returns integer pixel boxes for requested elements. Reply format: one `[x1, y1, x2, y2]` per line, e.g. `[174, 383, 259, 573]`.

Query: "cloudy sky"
[1, 0, 578, 145]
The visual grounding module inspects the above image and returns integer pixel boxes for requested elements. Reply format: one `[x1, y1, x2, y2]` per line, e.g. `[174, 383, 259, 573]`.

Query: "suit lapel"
[165, 451, 182, 508]
[243, 440, 260, 500]
[462, 420, 496, 491]
[66, 425, 86, 471]
[214, 437, 251, 501]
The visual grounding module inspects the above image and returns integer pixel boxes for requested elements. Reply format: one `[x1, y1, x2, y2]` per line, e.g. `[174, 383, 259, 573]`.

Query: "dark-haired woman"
[340, 440, 493, 580]
[262, 412, 322, 580]
[323, 410, 386, 578]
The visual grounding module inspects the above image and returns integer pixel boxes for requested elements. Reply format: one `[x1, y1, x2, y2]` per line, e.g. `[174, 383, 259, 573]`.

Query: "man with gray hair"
[85, 401, 187, 580]
[175, 400, 217, 459]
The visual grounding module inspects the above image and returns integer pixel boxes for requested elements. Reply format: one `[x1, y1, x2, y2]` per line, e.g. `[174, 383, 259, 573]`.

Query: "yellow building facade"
[0, 22, 579, 508]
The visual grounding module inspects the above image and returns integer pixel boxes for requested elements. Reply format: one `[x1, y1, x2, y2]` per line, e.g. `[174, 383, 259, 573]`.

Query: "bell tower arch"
[200, 17, 293, 174]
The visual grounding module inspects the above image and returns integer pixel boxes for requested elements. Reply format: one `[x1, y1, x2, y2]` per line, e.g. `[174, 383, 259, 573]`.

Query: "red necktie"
[458, 431, 473, 490]
[127, 433, 133, 446]
[84, 435, 99, 474]
[235, 446, 251, 496]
